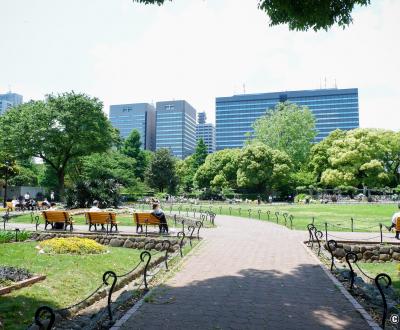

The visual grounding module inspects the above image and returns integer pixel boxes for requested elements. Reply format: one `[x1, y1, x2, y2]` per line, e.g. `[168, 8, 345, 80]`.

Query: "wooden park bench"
[42, 210, 74, 231]
[133, 212, 161, 235]
[85, 212, 119, 233]
[6, 202, 14, 212]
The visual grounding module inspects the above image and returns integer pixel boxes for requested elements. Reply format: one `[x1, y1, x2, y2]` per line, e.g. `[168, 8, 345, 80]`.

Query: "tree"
[146, 148, 178, 193]
[120, 129, 148, 180]
[311, 128, 398, 189]
[251, 102, 316, 169]
[192, 139, 208, 168]
[0, 92, 117, 199]
[79, 151, 138, 187]
[133, 0, 371, 31]
[194, 149, 240, 191]
[236, 144, 292, 194]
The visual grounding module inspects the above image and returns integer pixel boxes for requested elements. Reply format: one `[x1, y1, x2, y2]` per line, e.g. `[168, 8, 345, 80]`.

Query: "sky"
[0, 0, 399, 129]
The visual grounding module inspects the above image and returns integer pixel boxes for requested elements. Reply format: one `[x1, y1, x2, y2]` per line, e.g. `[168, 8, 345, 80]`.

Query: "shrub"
[0, 266, 33, 287]
[66, 179, 121, 209]
[0, 230, 32, 243]
[39, 237, 106, 255]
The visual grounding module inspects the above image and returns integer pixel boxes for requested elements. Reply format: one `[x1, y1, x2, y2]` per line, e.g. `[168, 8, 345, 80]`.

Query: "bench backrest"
[43, 211, 70, 223]
[86, 212, 116, 224]
[134, 212, 160, 225]
[6, 202, 13, 209]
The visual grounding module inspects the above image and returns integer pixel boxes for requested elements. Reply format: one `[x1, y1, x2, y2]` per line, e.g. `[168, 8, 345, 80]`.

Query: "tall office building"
[196, 112, 216, 154]
[216, 88, 359, 150]
[109, 103, 156, 150]
[0, 92, 23, 115]
[156, 100, 197, 159]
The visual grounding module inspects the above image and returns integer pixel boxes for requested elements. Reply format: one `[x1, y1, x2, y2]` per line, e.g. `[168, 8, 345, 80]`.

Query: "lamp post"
[3, 161, 10, 208]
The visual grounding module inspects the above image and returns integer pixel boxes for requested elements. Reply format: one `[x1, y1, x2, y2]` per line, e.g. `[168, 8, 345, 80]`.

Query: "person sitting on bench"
[90, 200, 106, 231]
[151, 203, 168, 234]
[385, 209, 400, 239]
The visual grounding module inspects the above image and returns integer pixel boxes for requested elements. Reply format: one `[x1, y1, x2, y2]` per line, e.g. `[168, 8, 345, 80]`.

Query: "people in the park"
[90, 200, 101, 212]
[385, 210, 400, 239]
[42, 198, 51, 208]
[89, 200, 105, 230]
[24, 192, 30, 201]
[50, 191, 55, 202]
[151, 203, 168, 234]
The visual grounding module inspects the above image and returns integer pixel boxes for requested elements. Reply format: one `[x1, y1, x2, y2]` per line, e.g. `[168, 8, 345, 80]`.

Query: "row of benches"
[40, 211, 163, 233]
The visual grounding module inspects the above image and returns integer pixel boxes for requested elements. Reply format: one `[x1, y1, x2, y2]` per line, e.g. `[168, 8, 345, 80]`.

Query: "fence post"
[267, 210, 270, 221]
[289, 215, 293, 229]
[229, 207, 232, 215]
[15, 228, 20, 242]
[379, 223, 383, 244]
[351, 217, 354, 232]
[375, 273, 392, 329]
[102, 271, 117, 321]
[312, 217, 315, 225]
[219, 206, 222, 214]
[248, 209, 251, 218]
[258, 209, 261, 220]
[238, 208, 241, 216]
[325, 222, 328, 241]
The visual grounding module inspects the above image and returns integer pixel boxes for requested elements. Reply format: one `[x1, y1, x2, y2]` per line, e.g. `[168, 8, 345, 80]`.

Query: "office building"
[156, 100, 197, 159]
[109, 103, 156, 150]
[0, 92, 23, 115]
[216, 88, 359, 150]
[196, 112, 216, 154]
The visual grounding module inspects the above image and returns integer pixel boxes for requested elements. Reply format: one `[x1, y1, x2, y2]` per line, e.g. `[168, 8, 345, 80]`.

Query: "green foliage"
[258, 0, 370, 31]
[8, 160, 38, 186]
[312, 128, 400, 189]
[0, 92, 117, 198]
[192, 139, 208, 168]
[133, 0, 370, 31]
[252, 102, 316, 169]
[78, 151, 137, 187]
[0, 231, 31, 243]
[195, 149, 240, 190]
[120, 129, 148, 179]
[146, 148, 178, 193]
[237, 144, 292, 194]
[66, 179, 121, 208]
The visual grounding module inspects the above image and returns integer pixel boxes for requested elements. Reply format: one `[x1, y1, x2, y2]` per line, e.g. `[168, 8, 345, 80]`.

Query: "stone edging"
[110, 238, 205, 330]
[0, 275, 46, 295]
[301, 241, 381, 330]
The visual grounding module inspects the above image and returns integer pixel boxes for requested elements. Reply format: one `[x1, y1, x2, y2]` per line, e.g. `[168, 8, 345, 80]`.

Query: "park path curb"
[302, 241, 381, 330]
[110, 239, 204, 330]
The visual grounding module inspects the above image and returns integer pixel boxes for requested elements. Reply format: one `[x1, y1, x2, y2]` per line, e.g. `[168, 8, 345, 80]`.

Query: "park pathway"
[113, 215, 371, 330]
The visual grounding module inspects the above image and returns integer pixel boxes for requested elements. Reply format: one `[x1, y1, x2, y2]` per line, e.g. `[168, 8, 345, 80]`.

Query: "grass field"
[358, 262, 400, 294]
[0, 242, 143, 330]
[161, 202, 398, 232]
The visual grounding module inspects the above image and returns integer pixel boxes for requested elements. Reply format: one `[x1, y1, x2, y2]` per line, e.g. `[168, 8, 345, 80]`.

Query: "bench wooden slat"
[395, 217, 400, 231]
[134, 213, 160, 225]
[86, 212, 117, 225]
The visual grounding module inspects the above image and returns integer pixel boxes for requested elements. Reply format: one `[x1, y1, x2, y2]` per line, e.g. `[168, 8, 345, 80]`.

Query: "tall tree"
[120, 129, 148, 179]
[133, 0, 371, 31]
[237, 144, 292, 194]
[192, 139, 208, 168]
[146, 148, 178, 193]
[0, 92, 117, 199]
[194, 149, 240, 190]
[251, 102, 316, 169]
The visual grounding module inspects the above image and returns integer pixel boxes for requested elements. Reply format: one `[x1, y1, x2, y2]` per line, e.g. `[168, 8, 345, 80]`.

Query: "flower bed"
[38, 237, 107, 255]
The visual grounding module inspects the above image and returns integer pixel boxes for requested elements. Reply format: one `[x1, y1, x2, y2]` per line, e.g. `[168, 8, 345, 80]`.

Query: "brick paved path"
[116, 215, 371, 330]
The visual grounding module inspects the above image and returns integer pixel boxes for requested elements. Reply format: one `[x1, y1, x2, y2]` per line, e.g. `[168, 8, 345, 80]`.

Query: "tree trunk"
[57, 170, 65, 202]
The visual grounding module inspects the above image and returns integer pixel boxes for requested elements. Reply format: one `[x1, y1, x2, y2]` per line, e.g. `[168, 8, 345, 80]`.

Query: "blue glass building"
[196, 112, 216, 154]
[156, 100, 197, 159]
[109, 103, 156, 150]
[0, 92, 23, 116]
[216, 88, 359, 150]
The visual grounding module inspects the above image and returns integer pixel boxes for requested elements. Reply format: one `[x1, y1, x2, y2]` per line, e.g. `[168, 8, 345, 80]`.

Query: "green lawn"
[163, 202, 397, 232]
[0, 242, 143, 330]
[358, 262, 400, 294]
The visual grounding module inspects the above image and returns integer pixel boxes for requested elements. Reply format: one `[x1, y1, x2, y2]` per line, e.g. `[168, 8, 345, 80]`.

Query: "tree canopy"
[146, 148, 178, 193]
[0, 92, 117, 198]
[133, 0, 371, 31]
[120, 129, 148, 179]
[251, 102, 316, 169]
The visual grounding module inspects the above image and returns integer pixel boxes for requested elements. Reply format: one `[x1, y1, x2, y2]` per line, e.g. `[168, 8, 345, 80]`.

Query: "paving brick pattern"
[118, 215, 371, 330]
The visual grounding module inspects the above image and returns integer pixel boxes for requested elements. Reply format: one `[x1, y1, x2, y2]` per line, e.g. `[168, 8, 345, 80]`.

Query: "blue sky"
[1, 0, 399, 129]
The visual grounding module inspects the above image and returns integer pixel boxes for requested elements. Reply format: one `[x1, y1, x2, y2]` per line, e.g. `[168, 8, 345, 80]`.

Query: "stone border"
[0, 275, 46, 295]
[110, 238, 204, 330]
[302, 241, 381, 330]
